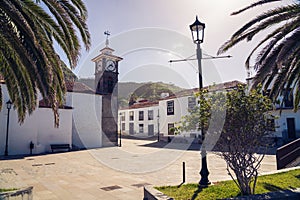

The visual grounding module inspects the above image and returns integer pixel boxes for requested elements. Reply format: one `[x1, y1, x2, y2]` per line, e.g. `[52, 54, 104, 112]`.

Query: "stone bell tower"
[91, 31, 123, 146]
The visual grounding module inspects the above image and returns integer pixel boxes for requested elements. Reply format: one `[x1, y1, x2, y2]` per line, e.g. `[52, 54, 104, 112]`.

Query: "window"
[121, 123, 125, 131]
[188, 97, 196, 110]
[121, 112, 125, 121]
[139, 124, 144, 133]
[168, 123, 175, 135]
[148, 110, 154, 120]
[129, 111, 134, 121]
[139, 111, 144, 121]
[167, 100, 174, 115]
[284, 89, 293, 107]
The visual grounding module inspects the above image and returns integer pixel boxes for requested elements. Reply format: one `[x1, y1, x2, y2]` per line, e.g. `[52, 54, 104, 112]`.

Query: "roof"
[161, 80, 244, 100]
[38, 99, 73, 109]
[91, 46, 123, 62]
[66, 81, 95, 94]
[204, 80, 245, 91]
[124, 80, 245, 110]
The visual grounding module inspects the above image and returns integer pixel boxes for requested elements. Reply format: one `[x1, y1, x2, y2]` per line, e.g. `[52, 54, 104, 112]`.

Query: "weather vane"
[104, 31, 110, 46]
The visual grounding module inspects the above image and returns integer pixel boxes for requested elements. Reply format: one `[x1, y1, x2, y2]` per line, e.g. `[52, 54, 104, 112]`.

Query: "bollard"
[183, 162, 186, 183]
[29, 141, 34, 155]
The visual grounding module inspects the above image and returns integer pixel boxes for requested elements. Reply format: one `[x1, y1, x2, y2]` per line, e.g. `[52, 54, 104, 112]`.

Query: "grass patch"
[0, 188, 18, 193]
[156, 168, 300, 200]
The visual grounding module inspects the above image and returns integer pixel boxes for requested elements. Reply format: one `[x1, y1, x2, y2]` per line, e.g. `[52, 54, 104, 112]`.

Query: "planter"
[0, 186, 33, 200]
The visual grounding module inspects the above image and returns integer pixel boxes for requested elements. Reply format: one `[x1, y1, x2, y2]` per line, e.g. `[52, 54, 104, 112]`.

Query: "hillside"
[78, 78, 184, 107]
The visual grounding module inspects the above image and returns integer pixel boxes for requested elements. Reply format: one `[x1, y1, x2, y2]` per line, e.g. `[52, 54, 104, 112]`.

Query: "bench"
[50, 144, 71, 153]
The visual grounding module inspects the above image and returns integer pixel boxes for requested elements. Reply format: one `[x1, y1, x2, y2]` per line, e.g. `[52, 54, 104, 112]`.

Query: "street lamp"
[4, 100, 12, 156]
[119, 112, 122, 147]
[190, 16, 210, 186]
[157, 109, 160, 142]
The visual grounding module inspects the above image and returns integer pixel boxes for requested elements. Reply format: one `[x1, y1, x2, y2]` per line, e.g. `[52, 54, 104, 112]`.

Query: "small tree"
[178, 85, 273, 196]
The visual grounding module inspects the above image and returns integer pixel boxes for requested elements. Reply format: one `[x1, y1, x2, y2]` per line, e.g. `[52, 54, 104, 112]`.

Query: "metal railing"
[276, 138, 300, 170]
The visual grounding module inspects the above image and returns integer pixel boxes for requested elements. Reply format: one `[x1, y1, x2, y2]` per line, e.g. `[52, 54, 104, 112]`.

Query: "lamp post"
[4, 100, 12, 156]
[190, 16, 210, 186]
[157, 109, 160, 142]
[119, 112, 122, 147]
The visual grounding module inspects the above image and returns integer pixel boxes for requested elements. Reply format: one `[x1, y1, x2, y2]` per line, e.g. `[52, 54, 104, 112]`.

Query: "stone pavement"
[0, 139, 277, 200]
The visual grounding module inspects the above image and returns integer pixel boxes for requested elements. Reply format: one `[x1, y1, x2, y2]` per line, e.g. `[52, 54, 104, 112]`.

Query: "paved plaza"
[0, 138, 277, 199]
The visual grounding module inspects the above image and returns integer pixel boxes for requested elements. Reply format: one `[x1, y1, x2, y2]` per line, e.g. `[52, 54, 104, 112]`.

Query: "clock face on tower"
[105, 60, 116, 72]
[96, 61, 102, 72]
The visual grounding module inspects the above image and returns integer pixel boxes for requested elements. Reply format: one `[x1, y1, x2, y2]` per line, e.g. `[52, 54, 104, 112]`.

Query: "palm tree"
[0, 0, 90, 126]
[218, 0, 300, 110]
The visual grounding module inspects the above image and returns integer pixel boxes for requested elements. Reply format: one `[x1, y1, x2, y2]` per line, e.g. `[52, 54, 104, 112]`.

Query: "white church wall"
[0, 84, 73, 155]
[36, 108, 73, 153]
[68, 92, 102, 149]
[7, 109, 38, 155]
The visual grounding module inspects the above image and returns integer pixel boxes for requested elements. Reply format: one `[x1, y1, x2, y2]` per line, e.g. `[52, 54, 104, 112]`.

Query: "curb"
[223, 188, 300, 200]
[143, 185, 174, 200]
[0, 186, 33, 200]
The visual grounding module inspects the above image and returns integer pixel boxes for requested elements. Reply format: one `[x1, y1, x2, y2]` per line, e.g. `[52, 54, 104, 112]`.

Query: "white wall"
[36, 108, 72, 153]
[119, 105, 159, 137]
[0, 84, 73, 155]
[159, 96, 194, 136]
[271, 109, 300, 140]
[68, 92, 102, 149]
[118, 95, 199, 138]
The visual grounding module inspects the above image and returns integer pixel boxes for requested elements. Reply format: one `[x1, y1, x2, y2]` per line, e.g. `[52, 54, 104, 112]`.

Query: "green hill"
[78, 78, 184, 108]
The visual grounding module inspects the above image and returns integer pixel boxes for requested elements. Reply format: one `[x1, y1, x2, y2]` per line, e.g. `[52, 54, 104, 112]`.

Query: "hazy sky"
[75, 0, 292, 88]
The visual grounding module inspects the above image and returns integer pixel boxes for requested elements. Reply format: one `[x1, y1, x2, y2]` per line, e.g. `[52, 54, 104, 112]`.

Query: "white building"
[119, 101, 159, 137]
[247, 77, 300, 144]
[118, 81, 242, 140]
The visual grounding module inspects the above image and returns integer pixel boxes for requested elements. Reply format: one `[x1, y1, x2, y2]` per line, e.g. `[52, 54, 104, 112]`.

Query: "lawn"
[156, 168, 300, 200]
[0, 188, 17, 193]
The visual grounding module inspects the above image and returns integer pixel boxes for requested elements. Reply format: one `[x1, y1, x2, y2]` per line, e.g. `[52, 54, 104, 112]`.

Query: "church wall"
[0, 84, 73, 155]
[68, 92, 103, 149]
[36, 108, 73, 153]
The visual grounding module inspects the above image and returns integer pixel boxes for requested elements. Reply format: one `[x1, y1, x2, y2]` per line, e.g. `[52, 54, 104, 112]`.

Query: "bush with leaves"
[177, 85, 274, 196]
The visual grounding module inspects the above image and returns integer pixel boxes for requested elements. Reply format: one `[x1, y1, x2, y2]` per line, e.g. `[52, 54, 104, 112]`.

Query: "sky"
[74, 0, 292, 89]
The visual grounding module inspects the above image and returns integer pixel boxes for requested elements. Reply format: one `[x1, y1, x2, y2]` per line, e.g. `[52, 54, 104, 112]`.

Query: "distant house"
[247, 77, 300, 144]
[118, 80, 243, 140]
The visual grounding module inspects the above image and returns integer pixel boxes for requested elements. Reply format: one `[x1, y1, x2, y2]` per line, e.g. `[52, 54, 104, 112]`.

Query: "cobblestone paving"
[0, 139, 277, 199]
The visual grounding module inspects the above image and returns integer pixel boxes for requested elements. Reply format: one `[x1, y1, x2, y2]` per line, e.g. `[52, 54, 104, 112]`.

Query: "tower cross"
[104, 31, 110, 47]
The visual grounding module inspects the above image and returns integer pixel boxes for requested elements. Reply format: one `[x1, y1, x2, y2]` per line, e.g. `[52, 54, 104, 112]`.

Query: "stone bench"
[50, 144, 71, 153]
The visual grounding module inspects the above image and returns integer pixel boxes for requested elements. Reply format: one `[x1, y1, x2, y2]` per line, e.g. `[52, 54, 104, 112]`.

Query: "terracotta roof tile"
[66, 81, 95, 94]
[38, 99, 72, 109]
[123, 80, 244, 110]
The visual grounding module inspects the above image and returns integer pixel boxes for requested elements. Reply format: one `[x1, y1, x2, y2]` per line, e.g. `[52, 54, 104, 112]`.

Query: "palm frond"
[231, 0, 281, 15]
[0, 0, 90, 126]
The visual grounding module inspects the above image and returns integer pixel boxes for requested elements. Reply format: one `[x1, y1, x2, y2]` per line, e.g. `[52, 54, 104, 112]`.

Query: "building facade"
[247, 77, 300, 144]
[118, 81, 242, 140]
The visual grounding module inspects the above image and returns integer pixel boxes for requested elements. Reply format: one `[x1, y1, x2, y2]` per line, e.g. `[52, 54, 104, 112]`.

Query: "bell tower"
[92, 31, 123, 146]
